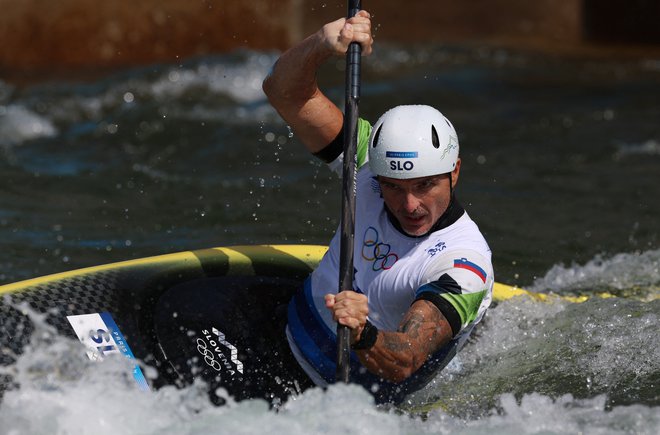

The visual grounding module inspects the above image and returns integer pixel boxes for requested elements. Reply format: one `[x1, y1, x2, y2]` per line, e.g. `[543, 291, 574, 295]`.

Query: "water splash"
[3, 327, 659, 435]
[423, 393, 660, 434]
[530, 248, 660, 298]
[2, 278, 660, 434]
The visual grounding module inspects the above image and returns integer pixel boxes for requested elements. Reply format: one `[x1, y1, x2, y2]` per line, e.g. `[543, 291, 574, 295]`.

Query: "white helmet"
[368, 105, 459, 179]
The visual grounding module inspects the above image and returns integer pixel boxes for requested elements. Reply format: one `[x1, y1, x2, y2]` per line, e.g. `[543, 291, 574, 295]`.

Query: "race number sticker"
[67, 312, 150, 392]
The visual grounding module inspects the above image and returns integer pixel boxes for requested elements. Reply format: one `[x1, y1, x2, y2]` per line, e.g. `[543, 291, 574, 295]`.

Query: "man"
[263, 10, 493, 403]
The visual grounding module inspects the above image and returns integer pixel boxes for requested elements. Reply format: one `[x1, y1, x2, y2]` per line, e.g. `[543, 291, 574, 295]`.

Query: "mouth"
[399, 216, 430, 236]
[401, 213, 428, 227]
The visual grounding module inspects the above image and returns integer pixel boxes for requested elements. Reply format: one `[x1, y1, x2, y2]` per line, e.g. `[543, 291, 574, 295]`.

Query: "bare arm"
[262, 11, 373, 153]
[358, 300, 452, 383]
[326, 292, 453, 383]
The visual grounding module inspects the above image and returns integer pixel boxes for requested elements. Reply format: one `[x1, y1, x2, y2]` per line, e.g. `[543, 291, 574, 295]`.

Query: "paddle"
[336, 0, 363, 384]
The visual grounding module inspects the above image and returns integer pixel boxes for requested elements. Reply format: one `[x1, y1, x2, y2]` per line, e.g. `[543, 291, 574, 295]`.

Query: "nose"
[402, 192, 421, 214]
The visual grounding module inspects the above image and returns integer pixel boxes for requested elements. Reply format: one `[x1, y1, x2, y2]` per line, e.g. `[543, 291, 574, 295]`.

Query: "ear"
[451, 158, 461, 188]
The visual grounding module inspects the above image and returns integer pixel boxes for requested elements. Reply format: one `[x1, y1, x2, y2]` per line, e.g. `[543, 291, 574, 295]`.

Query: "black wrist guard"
[351, 320, 378, 350]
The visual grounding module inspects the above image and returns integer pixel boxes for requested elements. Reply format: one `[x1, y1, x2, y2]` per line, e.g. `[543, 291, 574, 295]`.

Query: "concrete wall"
[301, 0, 583, 46]
[0, 0, 300, 80]
[1, 0, 659, 82]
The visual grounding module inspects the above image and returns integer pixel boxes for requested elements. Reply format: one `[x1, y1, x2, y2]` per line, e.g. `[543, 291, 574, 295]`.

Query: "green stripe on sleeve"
[440, 290, 487, 325]
[357, 118, 372, 168]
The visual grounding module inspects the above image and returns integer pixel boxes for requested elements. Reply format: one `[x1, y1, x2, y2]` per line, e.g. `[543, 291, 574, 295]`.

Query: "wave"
[530, 248, 660, 297]
[0, 105, 58, 147]
[2, 321, 658, 435]
[1, 51, 280, 148]
[614, 139, 660, 158]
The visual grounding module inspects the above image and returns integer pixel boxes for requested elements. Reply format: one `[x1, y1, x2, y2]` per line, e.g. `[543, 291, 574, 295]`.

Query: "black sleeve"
[312, 126, 344, 163]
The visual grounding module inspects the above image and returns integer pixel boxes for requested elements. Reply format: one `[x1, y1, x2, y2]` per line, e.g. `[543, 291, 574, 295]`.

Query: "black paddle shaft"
[336, 0, 362, 384]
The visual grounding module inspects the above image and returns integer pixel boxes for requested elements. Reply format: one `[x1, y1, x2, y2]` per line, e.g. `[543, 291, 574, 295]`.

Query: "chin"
[403, 225, 430, 237]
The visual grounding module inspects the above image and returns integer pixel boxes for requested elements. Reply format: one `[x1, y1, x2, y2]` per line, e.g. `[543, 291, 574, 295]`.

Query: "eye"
[380, 181, 400, 191]
[416, 179, 438, 192]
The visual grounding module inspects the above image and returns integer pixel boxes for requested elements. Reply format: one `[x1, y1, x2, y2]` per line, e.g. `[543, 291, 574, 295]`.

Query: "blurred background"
[2, 0, 660, 81]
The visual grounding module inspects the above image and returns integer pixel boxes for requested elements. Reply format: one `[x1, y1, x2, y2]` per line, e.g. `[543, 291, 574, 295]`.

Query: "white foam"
[0, 105, 58, 147]
[1, 296, 659, 434]
[614, 139, 660, 158]
[3, 246, 660, 434]
[35, 51, 280, 130]
[423, 393, 660, 434]
[149, 52, 277, 104]
[530, 248, 660, 294]
[4, 362, 659, 435]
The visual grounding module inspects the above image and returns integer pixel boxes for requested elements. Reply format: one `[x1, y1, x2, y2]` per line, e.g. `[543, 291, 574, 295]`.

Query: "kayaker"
[263, 10, 494, 403]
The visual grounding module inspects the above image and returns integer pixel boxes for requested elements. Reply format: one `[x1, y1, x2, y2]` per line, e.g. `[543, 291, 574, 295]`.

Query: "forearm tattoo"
[356, 300, 452, 382]
[381, 302, 447, 359]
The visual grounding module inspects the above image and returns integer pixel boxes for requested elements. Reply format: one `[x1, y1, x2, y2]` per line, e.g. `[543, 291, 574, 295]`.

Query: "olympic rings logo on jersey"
[196, 338, 222, 371]
[362, 226, 399, 271]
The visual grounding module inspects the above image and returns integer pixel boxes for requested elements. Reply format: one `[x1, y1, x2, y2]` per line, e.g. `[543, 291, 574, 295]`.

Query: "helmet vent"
[372, 124, 383, 148]
[431, 125, 440, 149]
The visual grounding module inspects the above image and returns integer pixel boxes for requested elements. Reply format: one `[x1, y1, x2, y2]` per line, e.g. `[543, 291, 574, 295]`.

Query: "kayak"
[0, 244, 593, 403]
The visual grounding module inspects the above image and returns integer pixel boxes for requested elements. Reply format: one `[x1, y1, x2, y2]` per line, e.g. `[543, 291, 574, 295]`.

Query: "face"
[378, 159, 461, 236]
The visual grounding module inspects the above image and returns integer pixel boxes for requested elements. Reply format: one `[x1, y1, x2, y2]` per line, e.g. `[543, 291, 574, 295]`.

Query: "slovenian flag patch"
[454, 258, 487, 282]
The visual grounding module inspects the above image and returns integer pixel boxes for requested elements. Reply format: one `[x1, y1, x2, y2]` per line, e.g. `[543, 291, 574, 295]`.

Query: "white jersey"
[287, 120, 494, 403]
[310, 165, 493, 329]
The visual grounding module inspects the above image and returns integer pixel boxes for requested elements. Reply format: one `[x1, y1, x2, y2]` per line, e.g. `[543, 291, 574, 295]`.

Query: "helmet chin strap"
[449, 172, 453, 198]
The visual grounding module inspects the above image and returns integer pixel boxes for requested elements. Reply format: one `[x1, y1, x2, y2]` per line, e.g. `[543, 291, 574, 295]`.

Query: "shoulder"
[414, 246, 493, 336]
[323, 118, 373, 175]
[418, 216, 493, 293]
[422, 248, 492, 291]
[435, 213, 491, 256]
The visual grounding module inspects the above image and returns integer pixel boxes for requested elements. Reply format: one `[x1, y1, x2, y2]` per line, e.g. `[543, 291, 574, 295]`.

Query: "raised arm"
[262, 10, 373, 154]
